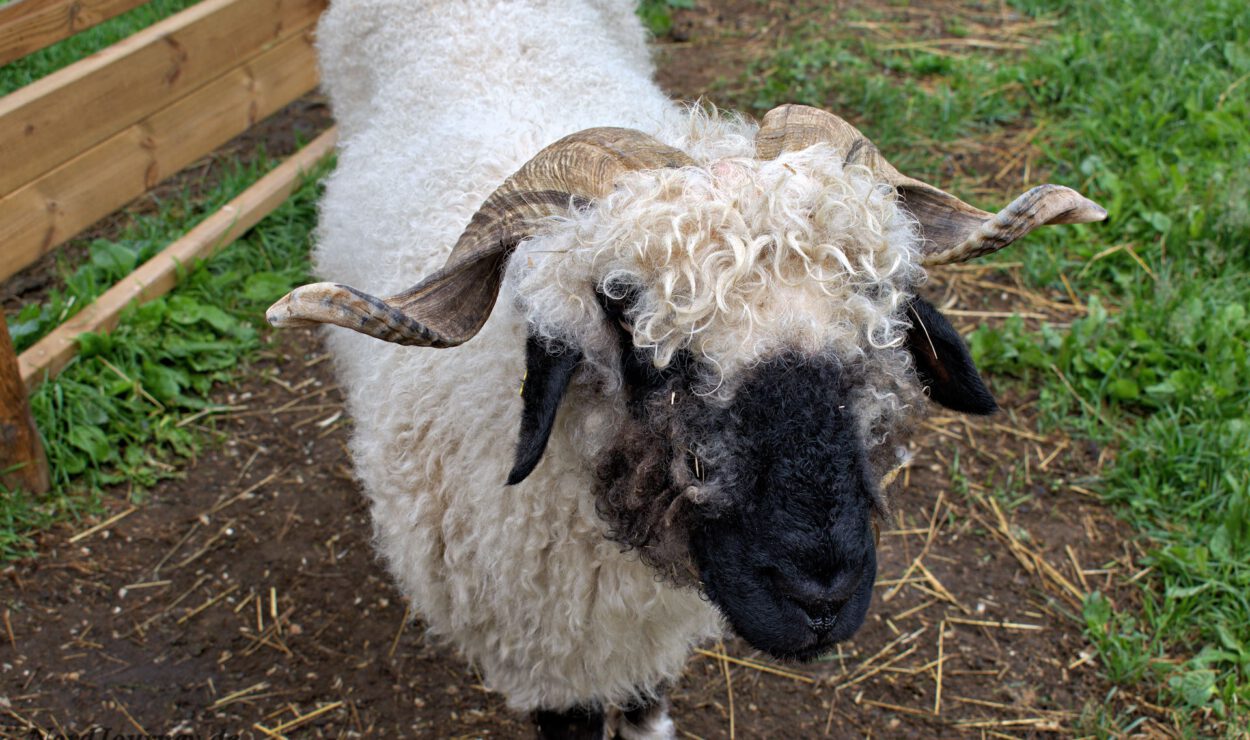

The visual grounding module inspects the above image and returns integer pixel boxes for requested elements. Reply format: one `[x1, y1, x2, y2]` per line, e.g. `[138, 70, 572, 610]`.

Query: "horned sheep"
[267, 1, 1106, 736]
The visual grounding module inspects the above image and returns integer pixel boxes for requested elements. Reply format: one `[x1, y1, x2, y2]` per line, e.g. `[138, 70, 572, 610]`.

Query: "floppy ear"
[904, 296, 997, 415]
[507, 334, 583, 485]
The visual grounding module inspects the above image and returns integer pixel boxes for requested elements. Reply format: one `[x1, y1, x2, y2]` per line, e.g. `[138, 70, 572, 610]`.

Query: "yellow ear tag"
[518, 370, 527, 396]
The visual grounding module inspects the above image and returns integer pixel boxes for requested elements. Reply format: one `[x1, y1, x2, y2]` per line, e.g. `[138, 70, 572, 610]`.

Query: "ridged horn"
[267, 128, 695, 346]
[755, 104, 1107, 265]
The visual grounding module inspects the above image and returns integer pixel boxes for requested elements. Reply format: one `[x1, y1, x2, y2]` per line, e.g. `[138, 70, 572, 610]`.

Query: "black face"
[688, 356, 880, 660]
[507, 289, 996, 661]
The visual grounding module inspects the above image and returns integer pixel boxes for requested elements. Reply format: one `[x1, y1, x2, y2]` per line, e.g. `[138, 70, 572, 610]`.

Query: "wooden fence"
[0, 0, 337, 493]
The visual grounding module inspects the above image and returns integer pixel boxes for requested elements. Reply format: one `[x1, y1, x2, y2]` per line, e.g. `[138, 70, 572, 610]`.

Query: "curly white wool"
[313, 0, 727, 713]
[516, 141, 923, 390]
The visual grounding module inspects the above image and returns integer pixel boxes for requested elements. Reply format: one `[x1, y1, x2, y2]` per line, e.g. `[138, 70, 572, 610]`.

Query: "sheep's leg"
[618, 692, 675, 740]
[532, 704, 606, 740]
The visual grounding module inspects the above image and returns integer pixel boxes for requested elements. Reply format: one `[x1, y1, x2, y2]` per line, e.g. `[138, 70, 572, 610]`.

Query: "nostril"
[767, 567, 861, 617]
[808, 611, 839, 634]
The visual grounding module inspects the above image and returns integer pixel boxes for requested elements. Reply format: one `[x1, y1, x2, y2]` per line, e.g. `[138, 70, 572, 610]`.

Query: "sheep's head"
[268, 105, 1105, 660]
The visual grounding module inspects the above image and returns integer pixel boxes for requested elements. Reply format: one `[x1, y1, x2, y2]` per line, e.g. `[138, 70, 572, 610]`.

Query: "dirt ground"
[0, 2, 1166, 738]
[0, 323, 1144, 738]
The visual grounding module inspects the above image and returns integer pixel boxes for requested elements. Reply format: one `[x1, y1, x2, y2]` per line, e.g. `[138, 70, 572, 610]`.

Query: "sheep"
[267, 1, 1106, 736]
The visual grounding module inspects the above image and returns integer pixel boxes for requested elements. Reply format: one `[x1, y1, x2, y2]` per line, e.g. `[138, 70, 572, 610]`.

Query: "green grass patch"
[726, 0, 1248, 730]
[0, 0, 203, 97]
[1, 0, 327, 563]
[637, 0, 694, 37]
[1, 151, 329, 560]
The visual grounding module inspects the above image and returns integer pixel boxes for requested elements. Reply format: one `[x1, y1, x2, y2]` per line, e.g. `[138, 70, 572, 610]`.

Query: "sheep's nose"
[769, 566, 863, 624]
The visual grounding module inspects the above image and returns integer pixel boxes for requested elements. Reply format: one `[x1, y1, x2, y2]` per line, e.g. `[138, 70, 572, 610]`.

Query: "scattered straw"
[389, 605, 411, 659]
[943, 308, 1048, 320]
[946, 617, 1044, 631]
[893, 599, 939, 622]
[171, 520, 236, 570]
[3, 609, 14, 649]
[933, 620, 945, 715]
[254, 701, 344, 735]
[916, 562, 968, 613]
[835, 627, 927, 691]
[112, 695, 147, 735]
[949, 695, 1075, 717]
[1038, 440, 1069, 470]
[1068, 651, 1096, 670]
[175, 404, 248, 428]
[122, 580, 170, 591]
[969, 495, 1087, 609]
[68, 506, 138, 544]
[1065, 545, 1091, 592]
[884, 492, 945, 603]
[715, 641, 736, 740]
[989, 423, 1047, 443]
[177, 585, 240, 625]
[834, 644, 918, 692]
[210, 468, 285, 515]
[209, 682, 270, 710]
[857, 697, 934, 719]
[153, 521, 200, 575]
[955, 717, 1062, 730]
[693, 648, 815, 684]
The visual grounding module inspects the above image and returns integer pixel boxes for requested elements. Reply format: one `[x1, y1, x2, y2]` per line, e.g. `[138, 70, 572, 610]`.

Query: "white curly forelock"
[513, 113, 925, 409]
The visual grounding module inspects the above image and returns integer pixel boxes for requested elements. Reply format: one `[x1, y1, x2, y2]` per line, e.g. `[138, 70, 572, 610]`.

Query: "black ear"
[507, 334, 583, 485]
[904, 296, 997, 415]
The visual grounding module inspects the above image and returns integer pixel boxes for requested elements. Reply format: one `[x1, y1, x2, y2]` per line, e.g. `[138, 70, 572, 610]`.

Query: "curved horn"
[268, 128, 695, 346]
[755, 105, 1106, 265]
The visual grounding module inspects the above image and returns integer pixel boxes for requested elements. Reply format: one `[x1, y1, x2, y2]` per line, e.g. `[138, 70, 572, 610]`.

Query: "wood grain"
[0, 317, 50, 493]
[0, 0, 149, 66]
[0, 0, 326, 198]
[0, 23, 321, 283]
[18, 127, 337, 392]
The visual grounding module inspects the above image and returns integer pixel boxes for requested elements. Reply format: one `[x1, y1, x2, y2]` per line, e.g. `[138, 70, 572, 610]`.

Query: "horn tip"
[265, 293, 296, 328]
[266, 282, 338, 328]
[1077, 197, 1109, 224]
[1036, 184, 1109, 225]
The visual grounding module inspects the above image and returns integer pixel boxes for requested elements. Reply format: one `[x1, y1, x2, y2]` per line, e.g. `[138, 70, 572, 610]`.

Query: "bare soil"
[0, 2, 1165, 738]
[0, 323, 1145, 738]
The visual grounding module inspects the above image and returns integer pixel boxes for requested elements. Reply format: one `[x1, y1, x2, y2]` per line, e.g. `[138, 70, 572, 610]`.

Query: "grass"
[1, 1, 329, 559]
[1, 0, 1244, 731]
[0, 0, 203, 96]
[718, 0, 1248, 731]
[1, 152, 328, 559]
[638, 0, 694, 36]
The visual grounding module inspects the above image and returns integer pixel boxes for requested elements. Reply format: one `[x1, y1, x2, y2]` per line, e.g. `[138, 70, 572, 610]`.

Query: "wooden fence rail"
[0, 0, 332, 493]
[0, 0, 150, 66]
[18, 126, 337, 392]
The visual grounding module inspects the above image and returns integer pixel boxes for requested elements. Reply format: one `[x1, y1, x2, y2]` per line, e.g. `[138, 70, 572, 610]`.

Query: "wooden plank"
[1, 317, 50, 493]
[0, 23, 320, 283]
[0, 0, 149, 66]
[0, 0, 326, 198]
[18, 126, 337, 391]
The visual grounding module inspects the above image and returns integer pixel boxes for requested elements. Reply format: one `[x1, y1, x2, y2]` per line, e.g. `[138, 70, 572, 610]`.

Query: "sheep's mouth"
[694, 542, 877, 661]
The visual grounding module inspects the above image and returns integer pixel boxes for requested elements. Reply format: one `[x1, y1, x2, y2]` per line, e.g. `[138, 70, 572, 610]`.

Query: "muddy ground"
[0, 2, 1166, 737]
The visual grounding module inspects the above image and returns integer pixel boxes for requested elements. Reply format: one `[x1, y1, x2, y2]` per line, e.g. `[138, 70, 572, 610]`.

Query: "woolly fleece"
[314, 0, 723, 711]
[312, 0, 923, 712]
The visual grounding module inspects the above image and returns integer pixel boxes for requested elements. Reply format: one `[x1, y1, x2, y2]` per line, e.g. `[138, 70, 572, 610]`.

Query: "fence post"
[0, 318, 49, 494]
